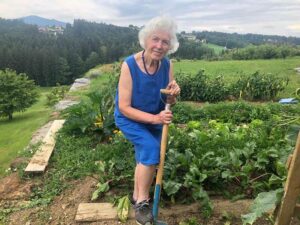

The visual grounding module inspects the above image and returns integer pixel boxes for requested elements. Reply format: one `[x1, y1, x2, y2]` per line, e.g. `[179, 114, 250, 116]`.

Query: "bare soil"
[0, 173, 285, 225]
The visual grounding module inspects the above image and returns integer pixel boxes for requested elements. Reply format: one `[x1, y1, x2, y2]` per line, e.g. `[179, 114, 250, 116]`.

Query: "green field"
[173, 57, 300, 97]
[0, 88, 52, 176]
[203, 43, 224, 54]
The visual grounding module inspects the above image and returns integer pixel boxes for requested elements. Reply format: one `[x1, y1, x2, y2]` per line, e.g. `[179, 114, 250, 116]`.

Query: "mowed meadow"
[0, 88, 52, 176]
[173, 57, 300, 97]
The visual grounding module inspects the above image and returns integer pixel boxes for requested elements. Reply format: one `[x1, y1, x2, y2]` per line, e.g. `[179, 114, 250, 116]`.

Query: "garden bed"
[1, 174, 275, 225]
[1, 68, 300, 225]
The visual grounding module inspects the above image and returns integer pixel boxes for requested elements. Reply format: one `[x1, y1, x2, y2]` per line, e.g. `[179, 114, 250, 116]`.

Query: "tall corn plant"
[231, 71, 289, 101]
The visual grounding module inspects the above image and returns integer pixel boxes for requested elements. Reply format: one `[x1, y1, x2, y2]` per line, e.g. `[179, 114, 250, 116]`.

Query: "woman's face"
[145, 30, 170, 60]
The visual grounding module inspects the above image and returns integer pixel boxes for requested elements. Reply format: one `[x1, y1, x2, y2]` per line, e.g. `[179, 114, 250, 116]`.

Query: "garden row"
[13, 70, 300, 225]
[176, 70, 290, 102]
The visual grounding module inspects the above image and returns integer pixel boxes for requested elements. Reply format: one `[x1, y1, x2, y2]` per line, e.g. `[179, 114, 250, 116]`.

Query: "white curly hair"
[138, 16, 179, 54]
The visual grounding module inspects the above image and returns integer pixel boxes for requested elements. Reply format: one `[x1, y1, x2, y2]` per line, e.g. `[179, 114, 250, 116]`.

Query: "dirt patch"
[4, 175, 272, 225]
[0, 173, 34, 201]
[3, 174, 299, 225]
[48, 176, 98, 225]
[8, 176, 98, 225]
[0, 173, 40, 225]
[9, 157, 29, 170]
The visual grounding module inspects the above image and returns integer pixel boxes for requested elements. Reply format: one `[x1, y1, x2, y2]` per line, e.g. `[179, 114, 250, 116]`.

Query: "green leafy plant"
[62, 100, 98, 134]
[177, 70, 288, 102]
[91, 181, 110, 201]
[176, 70, 228, 102]
[46, 83, 69, 106]
[242, 188, 283, 225]
[62, 71, 118, 141]
[162, 117, 293, 215]
[117, 195, 131, 223]
[204, 75, 228, 102]
[172, 101, 300, 125]
[88, 89, 115, 141]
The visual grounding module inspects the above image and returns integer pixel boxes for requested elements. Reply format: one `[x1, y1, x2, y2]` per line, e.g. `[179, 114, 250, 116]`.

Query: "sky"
[1, 0, 300, 37]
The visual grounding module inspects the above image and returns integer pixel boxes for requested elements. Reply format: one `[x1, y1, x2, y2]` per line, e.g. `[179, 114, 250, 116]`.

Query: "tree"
[54, 57, 72, 85]
[67, 52, 84, 79]
[0, 69, 39, 120]
[85, 51, 100, 71]
[0, 19, 142, 86]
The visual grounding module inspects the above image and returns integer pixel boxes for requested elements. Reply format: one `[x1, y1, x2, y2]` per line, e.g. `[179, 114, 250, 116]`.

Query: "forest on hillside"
[0, 19, 140, 86]
[194, 30, 300, 48]
[1, 18, 300, 86]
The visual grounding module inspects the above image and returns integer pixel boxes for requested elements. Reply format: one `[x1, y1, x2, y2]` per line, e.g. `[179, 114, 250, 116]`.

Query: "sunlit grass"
[0, 87, 52, 177]
[204, 43, 225, 54]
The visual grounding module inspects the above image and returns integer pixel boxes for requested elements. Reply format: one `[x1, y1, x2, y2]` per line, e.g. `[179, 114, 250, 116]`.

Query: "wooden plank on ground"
[275, 132, 300, 225]
[75, 203, 134, 222]
[75, 202, 199, 222]
[25, 120, 65, 173]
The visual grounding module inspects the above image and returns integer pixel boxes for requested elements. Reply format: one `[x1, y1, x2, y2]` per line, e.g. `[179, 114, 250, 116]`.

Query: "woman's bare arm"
[118, 62, 172, 124]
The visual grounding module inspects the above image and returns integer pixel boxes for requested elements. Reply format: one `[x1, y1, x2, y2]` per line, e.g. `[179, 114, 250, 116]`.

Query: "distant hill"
[193, 31, 300, 48]
[19, 15, 67, 27]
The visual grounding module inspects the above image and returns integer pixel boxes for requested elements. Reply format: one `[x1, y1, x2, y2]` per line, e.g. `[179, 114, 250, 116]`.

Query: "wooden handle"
[275, 131, 300, 225]
[160, 89, 172, 95]
[156, 124, 169, 185]
[153, 104, 171, 220]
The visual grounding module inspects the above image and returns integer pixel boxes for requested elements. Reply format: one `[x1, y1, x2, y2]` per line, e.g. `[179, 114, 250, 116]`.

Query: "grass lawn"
[69, 64, 115, 100]
[173, 57, 300, 98]
[0, 87, 52, 177]
[204, 43, 224, 54]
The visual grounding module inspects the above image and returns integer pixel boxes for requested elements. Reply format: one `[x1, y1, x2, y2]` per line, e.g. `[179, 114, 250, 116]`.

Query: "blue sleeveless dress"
[114, 54, 170, 165]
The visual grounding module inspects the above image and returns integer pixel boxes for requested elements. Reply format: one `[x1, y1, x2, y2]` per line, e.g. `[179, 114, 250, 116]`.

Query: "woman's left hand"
[167, 80, 180, 96]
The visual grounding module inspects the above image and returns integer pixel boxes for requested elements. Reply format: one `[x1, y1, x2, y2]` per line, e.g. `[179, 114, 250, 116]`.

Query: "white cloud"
[0, 0, 300, 37]
[288, 24, 300, 32]
[0, 0, 118, 22]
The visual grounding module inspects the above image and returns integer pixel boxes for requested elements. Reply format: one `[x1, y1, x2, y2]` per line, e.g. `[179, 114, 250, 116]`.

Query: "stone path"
[69, 78, 90, 91]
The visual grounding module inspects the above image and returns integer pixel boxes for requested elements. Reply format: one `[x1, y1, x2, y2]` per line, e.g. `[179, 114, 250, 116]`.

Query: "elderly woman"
[114, 16, 180, 225]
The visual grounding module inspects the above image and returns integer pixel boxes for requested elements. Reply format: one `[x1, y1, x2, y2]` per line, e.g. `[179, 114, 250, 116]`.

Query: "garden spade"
[152, 89, 174, 225]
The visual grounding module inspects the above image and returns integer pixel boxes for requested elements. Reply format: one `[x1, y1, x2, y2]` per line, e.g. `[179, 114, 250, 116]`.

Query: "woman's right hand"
[153, 110, 173, 124]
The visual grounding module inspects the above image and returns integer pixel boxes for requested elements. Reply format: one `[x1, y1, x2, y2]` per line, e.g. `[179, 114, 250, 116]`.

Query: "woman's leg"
[135, 163, 156, 203]
[117, 122, 160, 204]
[133, 165, 139, 201]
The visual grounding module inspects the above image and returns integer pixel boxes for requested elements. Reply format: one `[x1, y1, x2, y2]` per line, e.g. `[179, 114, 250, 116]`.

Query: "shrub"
[0, 68, 39, 120]
[46, 84, 69, 106]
